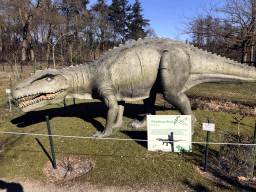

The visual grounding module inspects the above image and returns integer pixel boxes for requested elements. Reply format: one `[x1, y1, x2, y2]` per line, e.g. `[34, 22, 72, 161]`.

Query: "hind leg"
[163, 92, 196, 134]
[160, 48, 196, 134]
[128, 93, 156, 128]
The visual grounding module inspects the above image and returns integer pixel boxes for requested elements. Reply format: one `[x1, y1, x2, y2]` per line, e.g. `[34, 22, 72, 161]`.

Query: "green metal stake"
[45, 116, 57, 169]
[250, 120, 256, 180]
[73, 98, 75, 105]
[204, 119, 211, 172]
[64, 98, 66, 107]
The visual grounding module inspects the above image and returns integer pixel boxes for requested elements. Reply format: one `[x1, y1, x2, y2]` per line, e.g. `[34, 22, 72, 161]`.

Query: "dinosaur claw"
[92, 131, 112, 138]
[92, 131, 102, 137]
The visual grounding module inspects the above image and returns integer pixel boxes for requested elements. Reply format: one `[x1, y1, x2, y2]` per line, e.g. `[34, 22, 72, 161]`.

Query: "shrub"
[71, 54, 85, 65]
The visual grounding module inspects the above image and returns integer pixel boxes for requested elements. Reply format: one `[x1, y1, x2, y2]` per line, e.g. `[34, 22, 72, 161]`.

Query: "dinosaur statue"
[11, 37, 256, 138]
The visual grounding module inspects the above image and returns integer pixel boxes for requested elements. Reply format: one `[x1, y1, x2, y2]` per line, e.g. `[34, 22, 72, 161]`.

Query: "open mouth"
[14, 89, 65, 109]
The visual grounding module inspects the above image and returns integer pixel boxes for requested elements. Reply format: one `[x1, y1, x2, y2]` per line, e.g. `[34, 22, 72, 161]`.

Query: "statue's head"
[11, 69, 69, 112]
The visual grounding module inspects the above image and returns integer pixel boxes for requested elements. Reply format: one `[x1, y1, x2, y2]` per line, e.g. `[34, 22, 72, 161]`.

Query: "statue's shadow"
[11, 102, 173, 148]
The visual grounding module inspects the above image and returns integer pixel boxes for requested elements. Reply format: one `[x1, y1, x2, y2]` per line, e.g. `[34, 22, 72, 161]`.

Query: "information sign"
[202, 123, 215, 132]
[147, 115, 192, 152]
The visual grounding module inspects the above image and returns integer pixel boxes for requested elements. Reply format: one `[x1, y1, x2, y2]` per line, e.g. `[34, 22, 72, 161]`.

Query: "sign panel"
[6, 89, 11, 94]
[147, 115, 192, 152]
[202, 123, 215, 132]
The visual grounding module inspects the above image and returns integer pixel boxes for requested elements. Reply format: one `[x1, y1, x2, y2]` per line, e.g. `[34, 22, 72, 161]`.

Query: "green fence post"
[45, 116, 57, 169]
[204, 119, 211, 172]
[250, 120, 256, 180]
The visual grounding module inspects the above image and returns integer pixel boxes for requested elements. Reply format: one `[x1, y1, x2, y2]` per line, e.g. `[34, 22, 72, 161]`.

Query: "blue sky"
[89, 0, 224, 42]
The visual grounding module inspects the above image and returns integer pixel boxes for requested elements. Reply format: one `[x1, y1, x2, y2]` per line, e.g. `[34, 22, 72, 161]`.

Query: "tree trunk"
[21, 40, 27, 62]
[101, 31, 105, 54]
[46, 24, 52, 67]
[0, 27, 2, 52]
[69, 43, 73, 63]
[41, 27, 46, 61]
[251, 2, 256, 67]
[60, 39, 64, 62]
[28, 32, 34, 61]
[46, 43, 51, 67]
[250, 43, 254, 66]
[0, 27, 2, 61]
[20, 8, 33, 64]
[241, 42, 248, 64]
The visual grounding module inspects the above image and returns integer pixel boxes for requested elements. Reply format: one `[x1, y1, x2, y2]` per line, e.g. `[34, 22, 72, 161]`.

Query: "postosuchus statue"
[11, 37, 256, 138]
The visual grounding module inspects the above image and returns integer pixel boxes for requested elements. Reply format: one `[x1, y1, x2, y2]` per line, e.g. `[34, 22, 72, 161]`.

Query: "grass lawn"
[0, 65, 256, 191]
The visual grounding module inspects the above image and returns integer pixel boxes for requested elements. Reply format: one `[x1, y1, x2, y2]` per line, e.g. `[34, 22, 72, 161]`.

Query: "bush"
[71, 54, 85, 65]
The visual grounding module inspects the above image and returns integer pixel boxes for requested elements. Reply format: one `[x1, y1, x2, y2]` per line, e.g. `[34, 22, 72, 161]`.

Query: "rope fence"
[1, 130, 256, 146]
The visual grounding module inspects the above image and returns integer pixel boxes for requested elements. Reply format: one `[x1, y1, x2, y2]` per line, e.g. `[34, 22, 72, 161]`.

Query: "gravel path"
[0, 178, 194, 192]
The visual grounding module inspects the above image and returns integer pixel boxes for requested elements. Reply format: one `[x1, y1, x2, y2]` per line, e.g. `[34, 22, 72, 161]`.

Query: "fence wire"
[1, 130, 256, 146]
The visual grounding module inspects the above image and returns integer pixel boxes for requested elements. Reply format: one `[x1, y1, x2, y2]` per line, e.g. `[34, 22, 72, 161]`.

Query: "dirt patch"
[156, 94, 256, 116]
[42, 156, 96, 181]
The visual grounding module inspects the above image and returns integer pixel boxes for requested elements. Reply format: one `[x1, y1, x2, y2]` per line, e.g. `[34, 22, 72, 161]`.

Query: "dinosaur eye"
[47, 77, 52, 81]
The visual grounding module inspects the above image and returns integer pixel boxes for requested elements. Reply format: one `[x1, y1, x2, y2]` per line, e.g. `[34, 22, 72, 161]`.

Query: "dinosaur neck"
[61, 65, 94, 99]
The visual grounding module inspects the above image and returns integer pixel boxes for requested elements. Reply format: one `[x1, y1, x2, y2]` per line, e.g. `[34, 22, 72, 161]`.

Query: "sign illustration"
[147, 115, 192, 152]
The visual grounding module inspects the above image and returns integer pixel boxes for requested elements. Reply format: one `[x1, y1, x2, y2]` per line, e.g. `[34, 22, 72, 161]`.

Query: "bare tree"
[184, 0, 256, 65]
[215, 0, 256, 64]
[145, 26, 157, 38]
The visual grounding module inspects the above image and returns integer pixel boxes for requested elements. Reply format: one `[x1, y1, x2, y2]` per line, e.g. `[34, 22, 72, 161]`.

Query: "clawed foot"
[92, 131, 112, 138]
[128, 118, 147, 128]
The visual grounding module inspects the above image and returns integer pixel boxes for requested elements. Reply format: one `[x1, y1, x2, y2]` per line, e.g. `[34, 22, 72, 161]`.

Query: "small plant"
[232, 112, 245, 136]
[71, 54, 85, 65]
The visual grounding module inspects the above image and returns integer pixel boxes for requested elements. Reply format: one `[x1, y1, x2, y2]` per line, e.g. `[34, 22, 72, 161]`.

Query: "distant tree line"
[185, 0, 256, 66]
[0, 0, 156, 67]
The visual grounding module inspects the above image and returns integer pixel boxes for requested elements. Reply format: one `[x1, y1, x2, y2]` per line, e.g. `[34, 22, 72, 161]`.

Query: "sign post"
[147, 115, 192, 152]
[6, 89, 11, 111]
[203, 119, 215, 172]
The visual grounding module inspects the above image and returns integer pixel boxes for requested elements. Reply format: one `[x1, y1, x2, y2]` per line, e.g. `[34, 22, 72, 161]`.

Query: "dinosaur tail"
[182, 48, 256, 92]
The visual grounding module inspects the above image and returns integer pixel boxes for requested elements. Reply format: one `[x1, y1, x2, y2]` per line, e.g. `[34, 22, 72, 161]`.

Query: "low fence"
[0, 117, 256, 179]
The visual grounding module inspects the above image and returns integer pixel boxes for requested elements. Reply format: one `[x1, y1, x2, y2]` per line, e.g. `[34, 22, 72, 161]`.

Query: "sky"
[88, 0, 225, 42]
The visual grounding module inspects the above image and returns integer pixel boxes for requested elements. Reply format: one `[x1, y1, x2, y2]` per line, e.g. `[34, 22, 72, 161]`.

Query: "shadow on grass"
[0, 180, 23, 192]
[184, 144, 256, 191]
[182, 179, 211, 192]
[35, 138, 56, 169]
[11, 102, 172, 132]
[120, 130, 147, 148]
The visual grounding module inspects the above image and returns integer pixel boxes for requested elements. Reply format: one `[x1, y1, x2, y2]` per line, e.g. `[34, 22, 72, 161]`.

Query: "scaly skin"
[11, 37, 256, 138]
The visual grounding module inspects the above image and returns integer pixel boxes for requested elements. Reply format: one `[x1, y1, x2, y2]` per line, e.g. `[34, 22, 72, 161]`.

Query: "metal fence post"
[204, 119, 211, 172]
[45, 116, 57, 169]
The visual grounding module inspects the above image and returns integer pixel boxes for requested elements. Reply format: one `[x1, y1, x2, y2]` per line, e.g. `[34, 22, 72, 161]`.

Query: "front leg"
[93, 95, 119, 138]
[112, 101, 125, 128]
